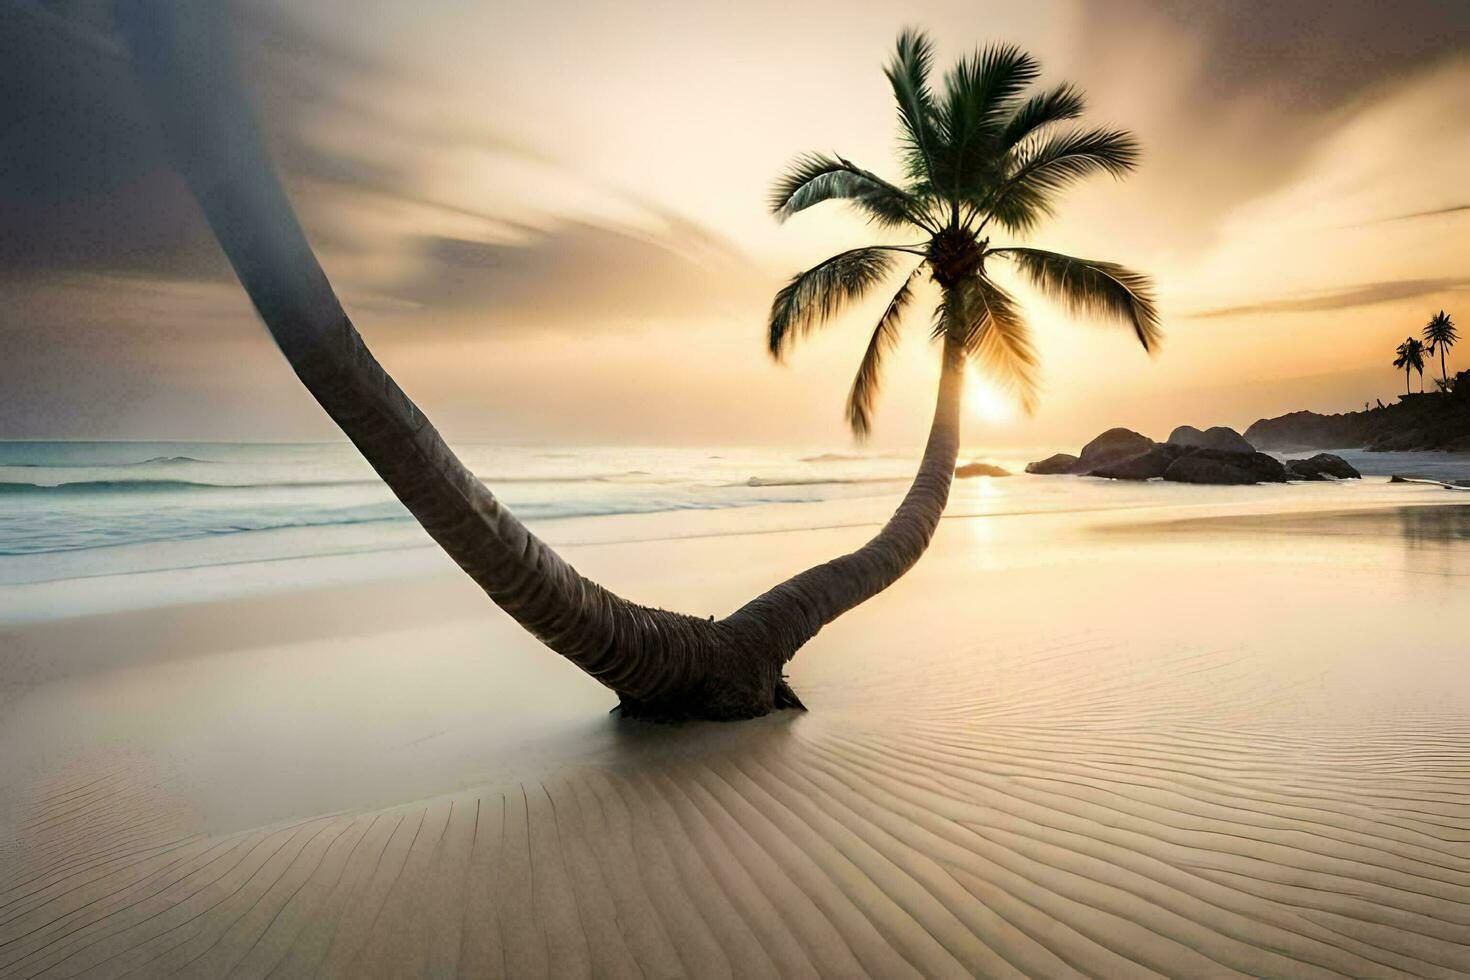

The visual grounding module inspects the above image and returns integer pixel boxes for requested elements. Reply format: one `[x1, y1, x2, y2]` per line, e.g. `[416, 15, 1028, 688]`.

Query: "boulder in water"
[1164, 449, 1288, 485]
[955, 461, 1011, 478]
[1284, 453, 1360, 481]
[1025, 453, 1081, 475]
[1077, 428, 1154, 471]
[1088, 444, 1184, 480]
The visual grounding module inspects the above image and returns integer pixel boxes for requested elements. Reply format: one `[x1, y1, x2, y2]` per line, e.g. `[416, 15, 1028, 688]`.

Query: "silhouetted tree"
[117, 8, 1158, 719]
[1394, 337, 1426, 396]
[1423, 310, 1458, 385]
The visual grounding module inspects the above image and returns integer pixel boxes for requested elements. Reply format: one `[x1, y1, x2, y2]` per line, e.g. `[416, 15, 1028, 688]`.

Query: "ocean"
[2, 440, 1464, 624]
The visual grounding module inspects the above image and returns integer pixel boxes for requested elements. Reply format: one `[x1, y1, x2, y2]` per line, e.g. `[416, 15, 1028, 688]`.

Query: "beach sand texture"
[3, 487, 1468, 977]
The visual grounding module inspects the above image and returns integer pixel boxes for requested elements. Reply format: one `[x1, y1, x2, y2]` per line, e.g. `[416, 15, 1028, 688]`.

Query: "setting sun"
[964, 368, 1016, 425]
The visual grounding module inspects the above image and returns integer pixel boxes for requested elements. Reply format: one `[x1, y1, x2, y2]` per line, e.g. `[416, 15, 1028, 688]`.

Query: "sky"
[2, 0, 1468, 450]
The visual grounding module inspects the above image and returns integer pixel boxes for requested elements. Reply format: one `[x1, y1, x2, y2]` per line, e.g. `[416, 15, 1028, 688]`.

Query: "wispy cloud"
[1363, 204, 1470, 225]
[1189, 278, 1470, 319]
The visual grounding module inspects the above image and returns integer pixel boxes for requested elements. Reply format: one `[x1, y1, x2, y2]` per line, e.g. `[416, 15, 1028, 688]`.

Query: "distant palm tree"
[118, 8, 1160, 720]
[1394, 337, 1426, 396]
[1423, 310, 1458, 385]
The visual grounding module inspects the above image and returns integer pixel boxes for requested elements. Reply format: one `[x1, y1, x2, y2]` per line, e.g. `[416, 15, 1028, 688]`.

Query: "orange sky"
[3, 0, 1467, 450]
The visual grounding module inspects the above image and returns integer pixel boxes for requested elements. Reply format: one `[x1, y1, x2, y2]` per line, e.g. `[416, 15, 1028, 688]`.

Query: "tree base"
[614, 676, 806, 723]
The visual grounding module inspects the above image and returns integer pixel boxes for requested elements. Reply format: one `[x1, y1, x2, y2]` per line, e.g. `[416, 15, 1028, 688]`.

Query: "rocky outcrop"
[1245, 371, 1470, 452]
[1167, 425, 1256, 454]
[1025, 453, 1080, 475]
[1077, 428, 1155, 471]
[1284, 453, 1361, 481]
[1089, 444, 1183, 480]
[1243, 410, 1368, 452]
[1028, 425, 1360, 485]
[955, 461, 1011, 478]
[1163, 450, 1287, 485]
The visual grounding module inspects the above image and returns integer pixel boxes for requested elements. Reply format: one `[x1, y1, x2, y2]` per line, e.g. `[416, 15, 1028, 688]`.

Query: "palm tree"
[1394, 337, 1426, 396]
[768, 31, 1159, 442]
[117, 7, 1157, 720]
[1423, 310, 1458, 385]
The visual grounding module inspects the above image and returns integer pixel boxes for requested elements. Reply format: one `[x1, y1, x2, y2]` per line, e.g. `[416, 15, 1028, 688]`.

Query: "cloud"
[2, 0, 764, 329]
[1365, 204, 1470, 225]
[1078, 0, 1470, 110]
[386, 222, 764, 328]
[0, 1, 228, 281]
[1190, 278, 1470, 319]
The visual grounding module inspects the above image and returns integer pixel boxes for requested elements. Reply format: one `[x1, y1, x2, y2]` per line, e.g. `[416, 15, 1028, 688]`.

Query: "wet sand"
[3, 483, 1469, 977]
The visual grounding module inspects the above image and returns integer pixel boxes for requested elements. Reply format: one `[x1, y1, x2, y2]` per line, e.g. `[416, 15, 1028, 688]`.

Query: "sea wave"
[737, 475, 907, 488]
[0, 490, 820, 557]
[0, 471, 664, 493]
[0, 478, 383, 494]
[6, 454, 216, 468]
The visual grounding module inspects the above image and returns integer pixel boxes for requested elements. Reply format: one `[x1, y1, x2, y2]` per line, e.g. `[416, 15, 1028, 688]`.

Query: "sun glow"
[964, 369, 1016, 425]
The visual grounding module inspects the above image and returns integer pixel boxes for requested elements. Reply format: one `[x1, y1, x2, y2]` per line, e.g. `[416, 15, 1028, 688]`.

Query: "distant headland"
[1246, 369, 1470, 453]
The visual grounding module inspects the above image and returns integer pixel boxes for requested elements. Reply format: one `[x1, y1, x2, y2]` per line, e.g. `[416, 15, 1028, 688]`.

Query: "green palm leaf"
[847, 266, 924, 437]
[885, 28, 942, 188]
[1000, 83, 1085, 150]
[768, 247, 899, 358]
[934, 44, 1039, 210]
[769, 153, 932, 230]
[987, 128, 1140, 232]
[994, 247, 1161, 352]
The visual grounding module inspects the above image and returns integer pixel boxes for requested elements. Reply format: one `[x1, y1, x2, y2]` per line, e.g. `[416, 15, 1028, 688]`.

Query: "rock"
[1163, 449, 1288, 485]
[1089, 444, 1184, 480]
[1167, 425, 1255, 454]
[1025, 453, 1081, 475]
[955, 461, 1011, 478]
[1166, 425, 1207, 448]
[1077, 428, 1154, 470]
[1284, 453, 1361, 481]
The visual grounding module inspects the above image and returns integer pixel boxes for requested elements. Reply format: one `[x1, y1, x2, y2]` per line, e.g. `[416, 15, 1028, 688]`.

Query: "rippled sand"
[3, 484, 1468, 977]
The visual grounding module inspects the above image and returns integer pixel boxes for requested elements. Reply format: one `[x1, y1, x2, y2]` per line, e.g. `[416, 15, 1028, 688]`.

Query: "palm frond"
[847, 266, 923, 437]
[994, 247, 1161, 352]
[985, 128, 1140, 232]
[768, 247, 899, 358]
[1394, 337, 1426, 371]
[885, 28, 942, 188]
[1000, 83, 1085, 150]
[768, 153, 932, 230]
[937, 275, 1040, 413]
[934, 44, 1039, 208]
[1424, 309, 1458, 347]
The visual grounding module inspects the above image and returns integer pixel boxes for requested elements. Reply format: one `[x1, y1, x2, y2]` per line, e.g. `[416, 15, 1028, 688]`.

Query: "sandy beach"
[3, 472, 1468, 978]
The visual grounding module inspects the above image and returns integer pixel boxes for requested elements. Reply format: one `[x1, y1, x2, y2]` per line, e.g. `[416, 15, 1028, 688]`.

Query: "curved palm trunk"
[722, 340, 964, 657]
[117, 2, 964, 720]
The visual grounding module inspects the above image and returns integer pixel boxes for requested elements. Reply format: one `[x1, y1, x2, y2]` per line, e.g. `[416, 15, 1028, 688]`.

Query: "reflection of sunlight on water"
[965, 475, 1008, 498]
[957, 505, 1001, 562]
